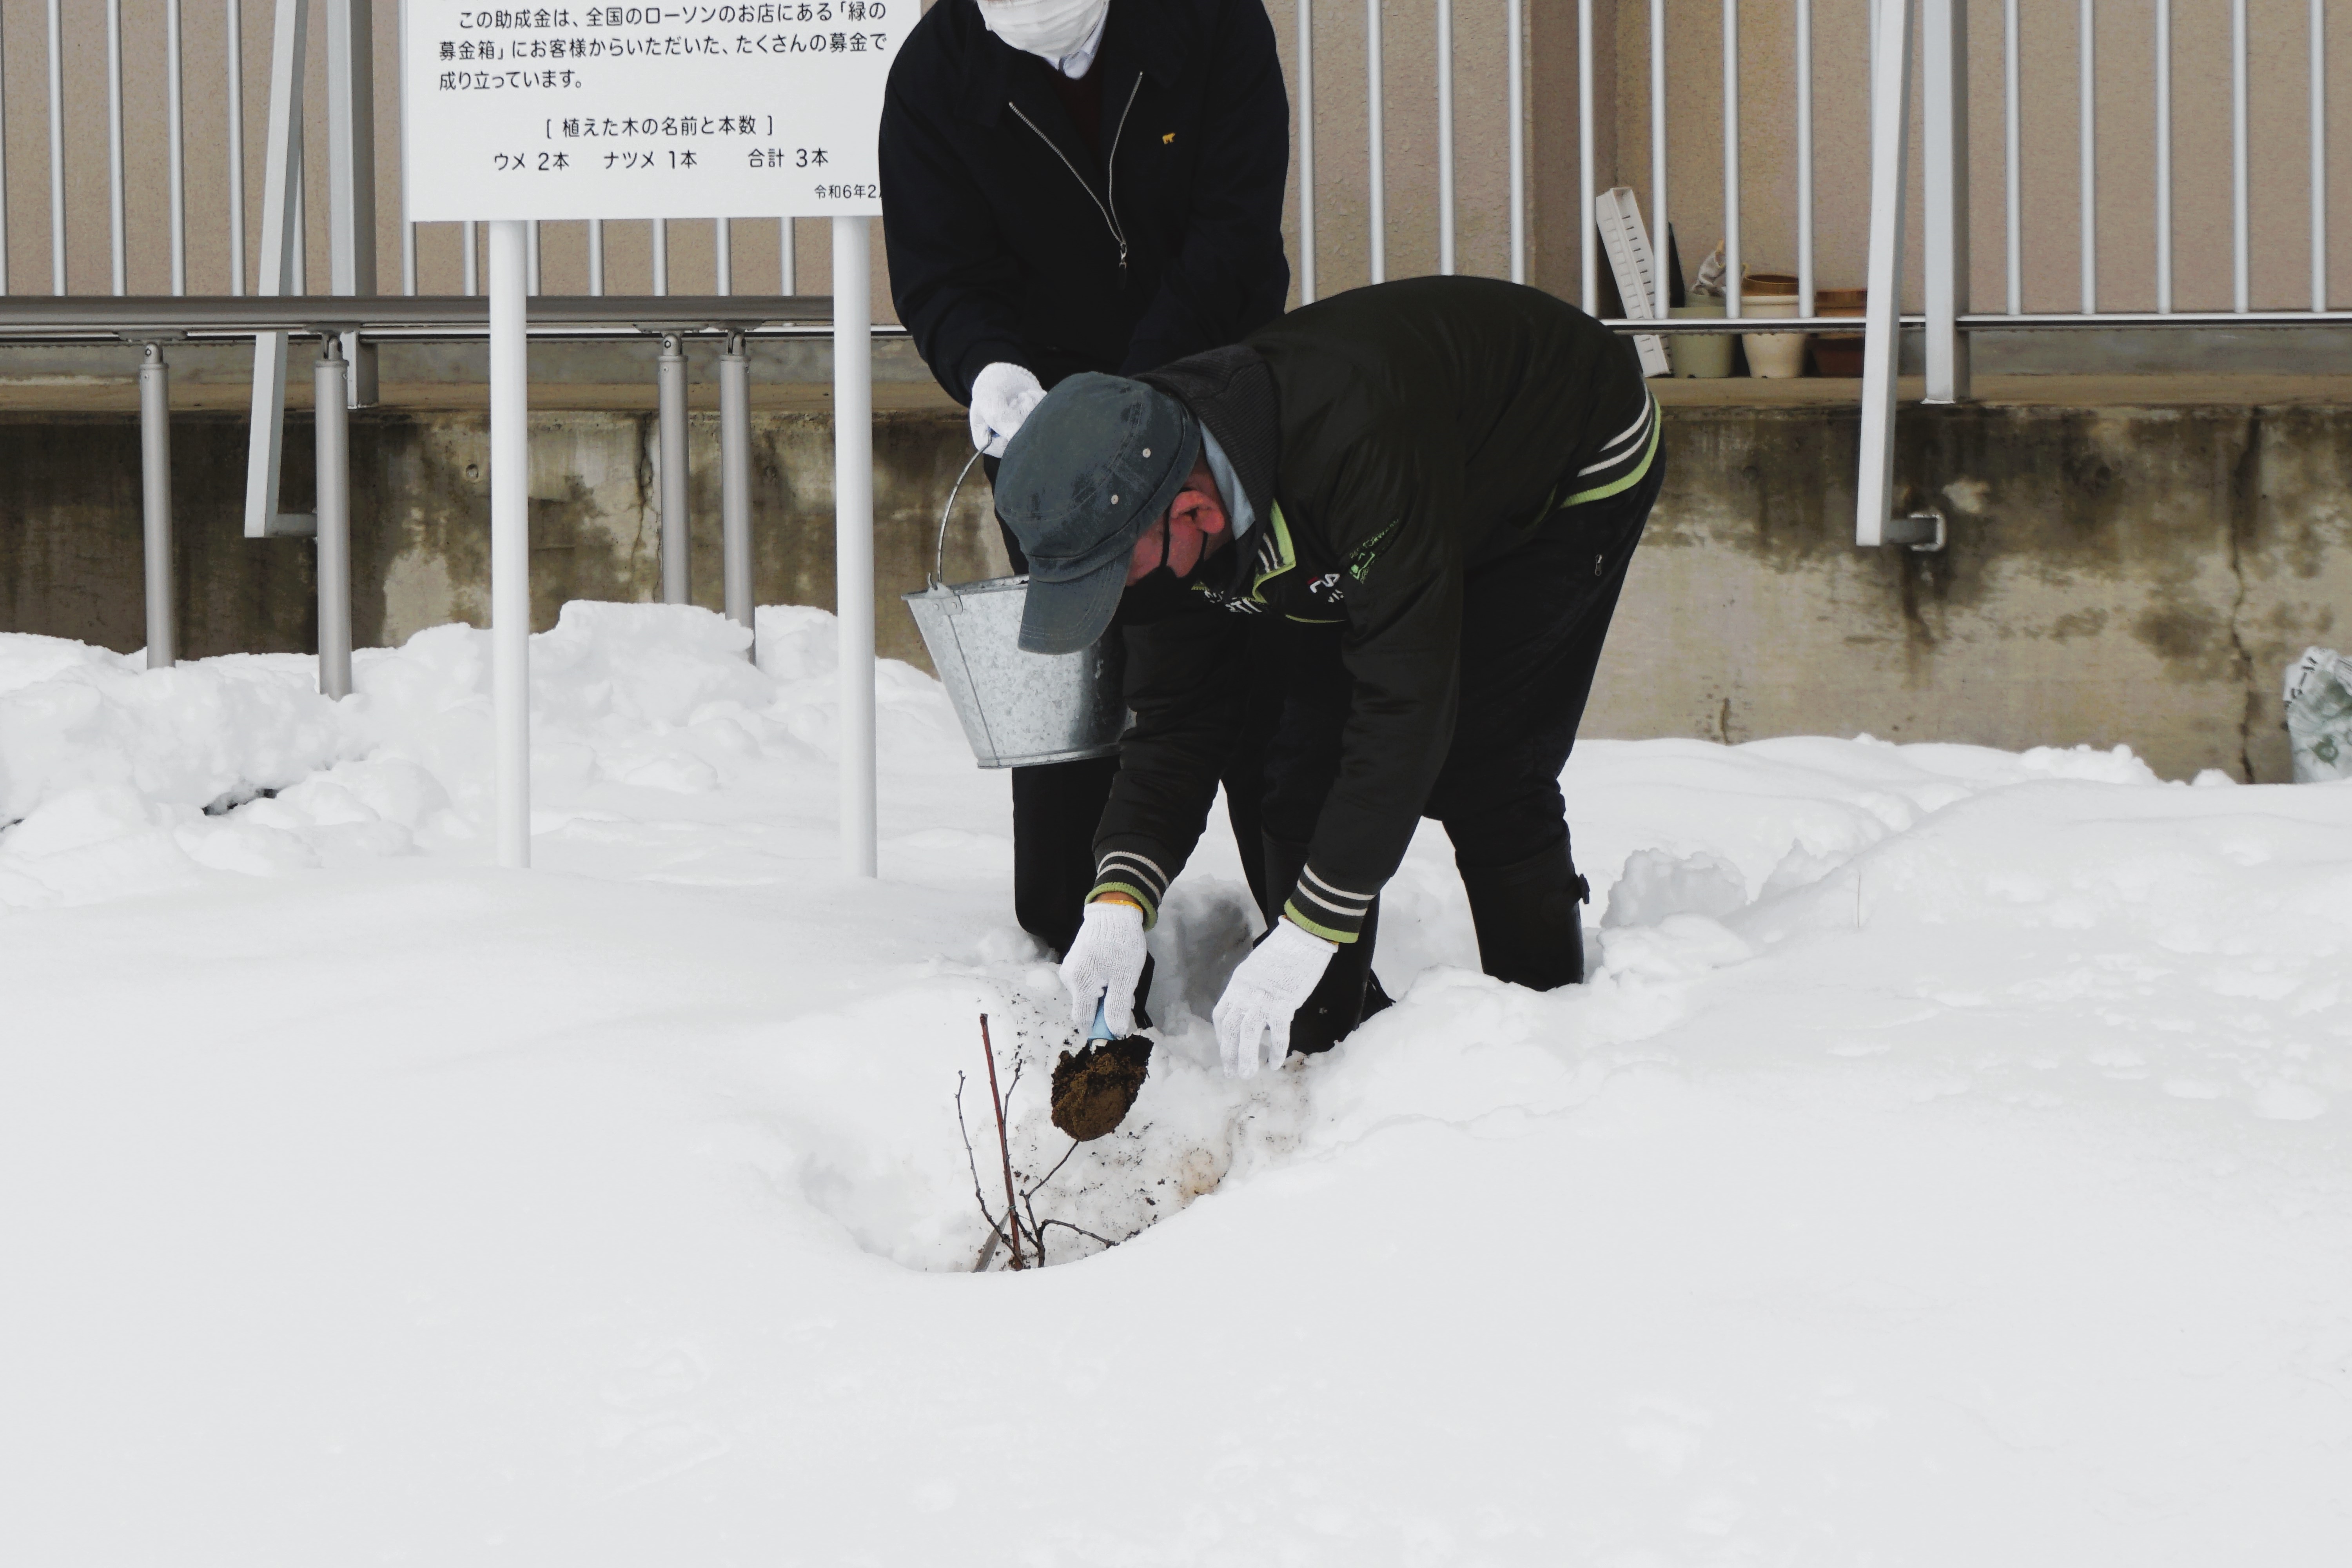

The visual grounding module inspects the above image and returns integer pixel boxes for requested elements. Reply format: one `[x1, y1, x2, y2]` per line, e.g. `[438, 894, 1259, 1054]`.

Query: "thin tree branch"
[1023, 1139, 1080, 1201]
[1036, 1218, 1131, 1250]
[954, 1071, 1021, 1271]
[981, 1015, 1026, 1269]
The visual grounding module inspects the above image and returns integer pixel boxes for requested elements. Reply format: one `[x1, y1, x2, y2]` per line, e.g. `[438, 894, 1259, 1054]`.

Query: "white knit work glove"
[969, 361, 1047, 458]
[1060, 899, 1147, 1036]
[1213, 918, 1338, 1079]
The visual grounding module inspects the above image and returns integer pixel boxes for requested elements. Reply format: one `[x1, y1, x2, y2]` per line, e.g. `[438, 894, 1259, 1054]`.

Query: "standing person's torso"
[880, 0, 1291, 392]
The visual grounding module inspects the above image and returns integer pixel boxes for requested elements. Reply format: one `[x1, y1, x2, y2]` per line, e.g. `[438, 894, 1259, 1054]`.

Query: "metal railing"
[1857, 0, 2348, 546]
[6, 0, 2349, 682]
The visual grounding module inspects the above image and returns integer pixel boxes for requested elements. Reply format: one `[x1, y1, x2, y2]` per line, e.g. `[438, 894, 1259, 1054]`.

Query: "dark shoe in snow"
[1051, 1034, 1153, 1141]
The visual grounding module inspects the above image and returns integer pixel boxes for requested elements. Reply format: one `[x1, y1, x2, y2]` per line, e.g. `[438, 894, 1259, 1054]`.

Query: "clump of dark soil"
[1051, 1035, 1154, 1142]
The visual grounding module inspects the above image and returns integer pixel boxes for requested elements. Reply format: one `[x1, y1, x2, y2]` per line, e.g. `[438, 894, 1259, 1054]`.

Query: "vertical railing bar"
[720, 330, 753, 638]
[108, 0, 126, 294]
[654, 217, 669, 295]
[1857, 0, 1915, 548]
[527, 220, 541, 297]
[1367, 0, 1385, 284]
[314, 338, 352, 700]
[226, 0, 245, 296]
[464, 220, 478, 295]
[1298, 0, 1317, 301]
[2231, 0, 2249, 313]
[168, 0, 187, 295]
[2315, 0, 2329, 312]
[291, 144, 305, 293]
[1577, 0, 1595, 312]
[402, 223, 416, 296]
[2004, 0, 2020, 314]
[717, 216, 733, 294]
[2079, 0, 2096, 314]
[0, 8, 11, 295]
[1795, 0, 1813, 318]
[779, 216, 795, 293]
[139, 342, 175, 667]
[658, 332, 688, 603]
[1436, 0, 1454, 275]
[2156, 0, 2171, 312]
[48, 0, 67, 293]
[589, 218, 605, 295]
[1506, 0, 1524, 284]
[1722, 0, 1740, 319]
[1650, 0, 1667, 313]
[1923, 0, 1971, 404]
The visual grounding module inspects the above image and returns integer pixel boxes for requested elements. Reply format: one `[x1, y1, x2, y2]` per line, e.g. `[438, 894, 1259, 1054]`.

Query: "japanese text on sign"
[401, 0, 890, 222]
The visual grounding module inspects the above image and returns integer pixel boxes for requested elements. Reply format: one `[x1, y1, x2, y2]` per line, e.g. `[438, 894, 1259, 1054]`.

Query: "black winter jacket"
[877, 0, 1292, 405]
[1087, 279, 1657, 943]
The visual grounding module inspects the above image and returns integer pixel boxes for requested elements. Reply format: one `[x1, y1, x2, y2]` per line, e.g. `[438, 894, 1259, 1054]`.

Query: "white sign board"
[400, 2, 895, 222]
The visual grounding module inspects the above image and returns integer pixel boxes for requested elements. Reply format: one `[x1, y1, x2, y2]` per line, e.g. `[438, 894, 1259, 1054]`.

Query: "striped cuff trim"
[1561, 399, 1661, 510]
[1283, 900, 1361, 945]
[1089, 882, 1160, 929]
[1283, 864, 1377, 943]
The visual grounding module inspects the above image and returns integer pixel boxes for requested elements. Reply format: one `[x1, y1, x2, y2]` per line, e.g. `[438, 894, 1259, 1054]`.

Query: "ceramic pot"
[1668, 303, 1733, 378]
[1812, 286, 1867, 377]
[1738, 298, 1808, 378]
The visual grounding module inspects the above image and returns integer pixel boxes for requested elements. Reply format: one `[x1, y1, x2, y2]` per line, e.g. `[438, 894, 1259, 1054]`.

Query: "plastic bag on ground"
[2283, 646, 2352, 782]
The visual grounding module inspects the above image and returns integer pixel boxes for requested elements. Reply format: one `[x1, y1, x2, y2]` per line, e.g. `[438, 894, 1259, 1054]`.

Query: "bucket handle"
[934, 446, 985, 588]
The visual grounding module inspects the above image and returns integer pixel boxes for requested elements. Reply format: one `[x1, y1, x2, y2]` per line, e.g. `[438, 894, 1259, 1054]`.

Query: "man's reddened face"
[1125, 455, 1230, 584]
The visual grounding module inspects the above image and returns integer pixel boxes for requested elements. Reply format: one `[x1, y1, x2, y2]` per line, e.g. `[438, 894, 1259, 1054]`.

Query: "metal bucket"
[902, 453, 1128, 768]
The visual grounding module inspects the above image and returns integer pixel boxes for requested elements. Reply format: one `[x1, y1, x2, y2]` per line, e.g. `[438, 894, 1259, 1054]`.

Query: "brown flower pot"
[1812, 286, 1867, 377]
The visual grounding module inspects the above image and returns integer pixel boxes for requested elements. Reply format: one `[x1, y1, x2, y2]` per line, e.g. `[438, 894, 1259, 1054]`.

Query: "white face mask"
[975, 0, 1109, 62]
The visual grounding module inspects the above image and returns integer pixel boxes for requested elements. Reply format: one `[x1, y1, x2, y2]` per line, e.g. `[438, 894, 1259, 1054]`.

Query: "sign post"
[399, 1, 893, 873]
[833, 215, 876, 877]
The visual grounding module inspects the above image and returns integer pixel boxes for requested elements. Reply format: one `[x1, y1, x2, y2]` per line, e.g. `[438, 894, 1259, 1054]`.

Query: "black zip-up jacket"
[1086, 279, 1657, 944]
[877, 0, 1292, 405]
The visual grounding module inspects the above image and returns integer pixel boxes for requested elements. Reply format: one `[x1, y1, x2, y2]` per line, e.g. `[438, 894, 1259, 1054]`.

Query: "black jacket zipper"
[1010, 73, 1145, 286]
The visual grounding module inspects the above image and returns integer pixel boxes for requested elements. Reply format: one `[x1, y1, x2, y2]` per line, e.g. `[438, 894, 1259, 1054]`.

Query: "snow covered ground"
[3, 604, 2348, 1565]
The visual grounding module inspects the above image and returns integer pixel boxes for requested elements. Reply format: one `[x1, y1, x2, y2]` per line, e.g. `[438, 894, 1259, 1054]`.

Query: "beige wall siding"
[2, 2, 2344, 322]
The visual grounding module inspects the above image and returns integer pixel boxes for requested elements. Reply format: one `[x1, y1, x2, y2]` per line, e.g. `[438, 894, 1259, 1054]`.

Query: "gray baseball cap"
[996, 373, 1201, 655]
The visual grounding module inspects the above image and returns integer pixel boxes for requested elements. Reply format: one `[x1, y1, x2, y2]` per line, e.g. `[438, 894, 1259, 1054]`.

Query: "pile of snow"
[3, 606, 2349, 1563]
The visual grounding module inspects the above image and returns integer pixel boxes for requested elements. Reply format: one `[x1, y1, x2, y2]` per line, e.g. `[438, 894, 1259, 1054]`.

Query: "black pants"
[994, 487, 1276, 959]
[1261, 449, 1664, 886]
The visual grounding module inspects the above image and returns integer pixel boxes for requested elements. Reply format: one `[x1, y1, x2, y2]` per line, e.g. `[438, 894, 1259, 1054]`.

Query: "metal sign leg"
[833, 216, 876, 878]
[489, 220, 532, 871]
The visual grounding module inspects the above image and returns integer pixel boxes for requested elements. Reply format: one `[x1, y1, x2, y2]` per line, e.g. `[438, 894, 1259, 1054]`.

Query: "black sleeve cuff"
[1280, 863, 1377, 944]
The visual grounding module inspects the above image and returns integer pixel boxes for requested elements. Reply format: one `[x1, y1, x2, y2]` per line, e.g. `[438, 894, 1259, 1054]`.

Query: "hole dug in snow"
[953, 1001, 1235, 1273]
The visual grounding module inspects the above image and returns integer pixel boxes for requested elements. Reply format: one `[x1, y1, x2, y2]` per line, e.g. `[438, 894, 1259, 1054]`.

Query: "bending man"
[993, 278, 1664, 1074]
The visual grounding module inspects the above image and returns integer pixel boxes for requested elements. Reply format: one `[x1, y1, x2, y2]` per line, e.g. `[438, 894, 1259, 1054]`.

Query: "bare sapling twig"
[1024, 1140, 1080, 1201]
[981, 1015, 1027, 1270]
[1036, 1217, 1130, 1250]
[954, 1072, 1021, 1272]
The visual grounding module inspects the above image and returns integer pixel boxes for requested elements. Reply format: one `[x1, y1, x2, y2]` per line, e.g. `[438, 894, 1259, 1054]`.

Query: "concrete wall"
[6, 388, 2346, 783]
[1614, 387, 2352, 783]
[3, 2, 2342, 314]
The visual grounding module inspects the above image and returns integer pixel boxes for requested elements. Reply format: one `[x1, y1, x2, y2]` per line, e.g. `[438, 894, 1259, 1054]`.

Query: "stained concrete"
[1610, 386, 2352, 782]
[2, 377, 2347, 783]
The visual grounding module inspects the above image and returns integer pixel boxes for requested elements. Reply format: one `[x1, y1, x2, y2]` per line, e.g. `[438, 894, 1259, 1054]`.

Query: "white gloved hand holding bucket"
[969, 362, 1048, 458]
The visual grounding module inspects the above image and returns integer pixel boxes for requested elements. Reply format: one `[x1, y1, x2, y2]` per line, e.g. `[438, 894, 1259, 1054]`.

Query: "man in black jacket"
[995, 278, 1662, 1076]
[879, 0, 1292, 965]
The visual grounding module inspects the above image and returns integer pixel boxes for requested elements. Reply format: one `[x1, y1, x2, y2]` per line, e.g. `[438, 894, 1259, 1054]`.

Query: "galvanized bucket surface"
[902, 451, 1129, 769]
